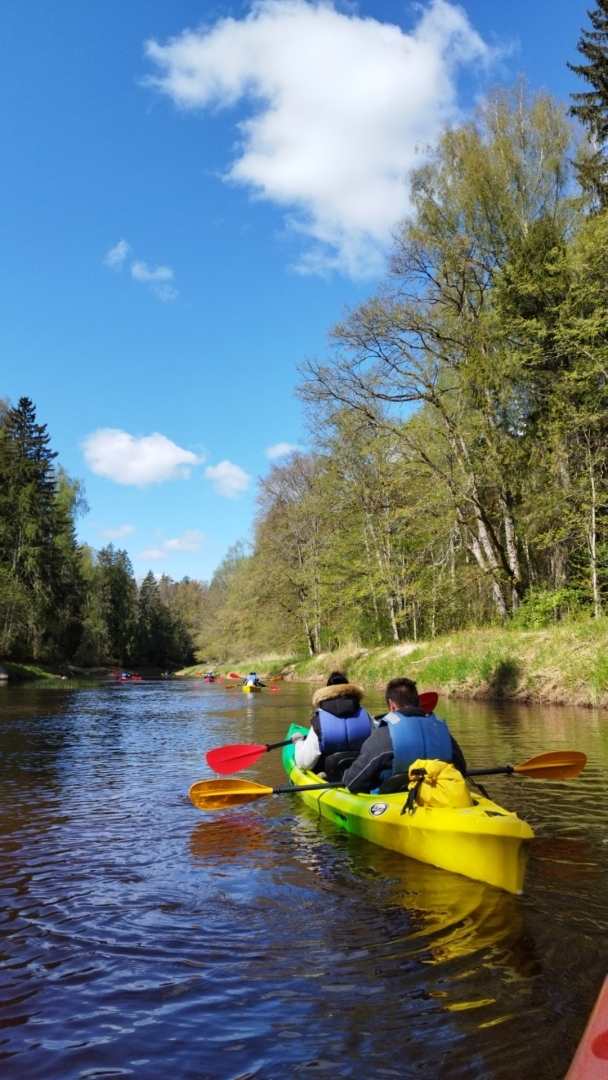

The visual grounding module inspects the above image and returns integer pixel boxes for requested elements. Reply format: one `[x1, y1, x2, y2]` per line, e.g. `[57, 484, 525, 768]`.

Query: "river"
[1, 678, 607, 1079]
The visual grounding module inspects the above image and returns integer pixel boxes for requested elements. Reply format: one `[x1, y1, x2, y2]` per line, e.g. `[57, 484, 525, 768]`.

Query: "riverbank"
[181, 619, 608, 707]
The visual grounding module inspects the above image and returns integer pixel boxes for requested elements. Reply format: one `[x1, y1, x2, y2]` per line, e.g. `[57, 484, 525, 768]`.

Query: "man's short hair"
[385, 677, 419, 709]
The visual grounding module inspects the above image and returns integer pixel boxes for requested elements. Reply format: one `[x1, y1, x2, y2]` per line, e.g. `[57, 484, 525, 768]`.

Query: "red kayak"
[565, 976, 608, 1079]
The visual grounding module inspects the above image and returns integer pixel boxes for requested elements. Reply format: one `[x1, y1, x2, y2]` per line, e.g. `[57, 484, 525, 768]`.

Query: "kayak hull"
[242, 684, 262, 693]
[282, 724, 533, 894]
[565, 976, 608, 1080]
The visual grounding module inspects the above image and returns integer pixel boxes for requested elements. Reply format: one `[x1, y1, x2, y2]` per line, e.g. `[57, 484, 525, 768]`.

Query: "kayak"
[565, 976, 608, 1080]
[282, 724, 534, 894]
[204, 677, 215, 683]
[242, 684, 262, 693]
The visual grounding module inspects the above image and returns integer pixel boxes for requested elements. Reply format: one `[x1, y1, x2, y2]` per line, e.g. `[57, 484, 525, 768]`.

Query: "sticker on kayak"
[369, 802, 389, 816]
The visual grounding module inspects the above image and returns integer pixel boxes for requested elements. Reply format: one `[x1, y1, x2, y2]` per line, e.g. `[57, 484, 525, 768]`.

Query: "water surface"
[1, 679, 608, 1079]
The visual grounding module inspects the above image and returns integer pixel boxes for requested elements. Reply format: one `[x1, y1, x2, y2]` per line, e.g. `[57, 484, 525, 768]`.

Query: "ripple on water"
[1, 684, 608, 1079]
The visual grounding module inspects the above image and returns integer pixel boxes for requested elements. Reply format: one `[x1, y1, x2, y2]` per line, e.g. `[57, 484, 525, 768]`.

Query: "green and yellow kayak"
[242, 684, 262, 693]
[282, 724, 534, 894]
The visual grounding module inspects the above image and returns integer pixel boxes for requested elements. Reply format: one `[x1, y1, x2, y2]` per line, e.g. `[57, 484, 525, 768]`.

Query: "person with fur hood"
[291, 671, 373, 775]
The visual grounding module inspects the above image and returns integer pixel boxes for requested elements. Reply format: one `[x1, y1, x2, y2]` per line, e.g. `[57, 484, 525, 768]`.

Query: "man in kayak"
[291, 671, 373, 776]
[244, 672, 264, 687]
[342, 677, 466, 794]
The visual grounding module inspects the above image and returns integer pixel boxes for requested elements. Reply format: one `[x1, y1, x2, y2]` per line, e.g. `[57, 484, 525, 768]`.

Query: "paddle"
[467, 750, 587, 780]
[190, 777, 343, 810]
[207, 739, 294, 774]
[191, 750, 587, 809]
[229, 672, 243, 680]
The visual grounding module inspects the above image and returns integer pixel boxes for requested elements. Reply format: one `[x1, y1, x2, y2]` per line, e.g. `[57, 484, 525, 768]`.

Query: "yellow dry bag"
[404, 759, 473, 813]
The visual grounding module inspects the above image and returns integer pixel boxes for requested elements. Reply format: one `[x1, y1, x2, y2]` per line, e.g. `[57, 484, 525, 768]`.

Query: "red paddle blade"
[229, 672, 243, 680]
[206, 742, 268, 774]
[270, 686, 279, 692]
[419, 691, 438, 714]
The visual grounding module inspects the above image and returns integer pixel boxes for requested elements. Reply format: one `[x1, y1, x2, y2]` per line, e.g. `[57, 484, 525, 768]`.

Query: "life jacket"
[387, 711, 452, 777]
[317, 706, 372, 757]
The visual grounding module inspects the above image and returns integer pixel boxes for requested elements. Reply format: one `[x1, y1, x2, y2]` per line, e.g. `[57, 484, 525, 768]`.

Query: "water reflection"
[1, 680, 607, 1080]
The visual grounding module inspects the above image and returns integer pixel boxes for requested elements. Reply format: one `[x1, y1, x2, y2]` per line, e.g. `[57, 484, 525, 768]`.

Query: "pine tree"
[136, 571, 173, 665]
[96, 545, 137, 664]
[569, 1, 608, 204]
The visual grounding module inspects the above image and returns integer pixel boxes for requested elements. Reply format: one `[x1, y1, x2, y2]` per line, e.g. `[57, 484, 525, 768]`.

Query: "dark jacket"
[342, 707, 467, 794]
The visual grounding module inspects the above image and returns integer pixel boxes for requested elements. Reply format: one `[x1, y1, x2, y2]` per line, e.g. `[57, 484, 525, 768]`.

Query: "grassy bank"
[0, 661, 69, 681]
[283, 619, 608, 707]
[175, 655, 298, 680]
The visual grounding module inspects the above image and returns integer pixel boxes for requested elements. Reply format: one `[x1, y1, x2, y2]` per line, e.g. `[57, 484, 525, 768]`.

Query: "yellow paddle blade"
[514, 750, 587, 780]
[189, 778, 274, 811]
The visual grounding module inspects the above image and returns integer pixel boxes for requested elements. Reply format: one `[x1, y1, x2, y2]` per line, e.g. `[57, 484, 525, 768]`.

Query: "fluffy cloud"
[205, 460, 250, 498]
[82, 429, 200, 486]
[104, 239, 131, 270]
[145, 0, 493, 277]
[163, 530, 204, 551]
[266, 442, 297, 459]
[100, 524, 136, 538]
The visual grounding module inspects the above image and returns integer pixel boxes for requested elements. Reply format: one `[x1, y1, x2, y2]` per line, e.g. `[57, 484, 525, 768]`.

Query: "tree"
[299, 84, 578, 619]
[136, 571, 174, 665]
[569, 1, 608, 205]
[95, 545, 137, 664]
[0, 397, 85, 658]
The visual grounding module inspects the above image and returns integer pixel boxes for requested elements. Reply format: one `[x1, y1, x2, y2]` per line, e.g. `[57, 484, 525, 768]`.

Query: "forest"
[4, 8, 608, 668]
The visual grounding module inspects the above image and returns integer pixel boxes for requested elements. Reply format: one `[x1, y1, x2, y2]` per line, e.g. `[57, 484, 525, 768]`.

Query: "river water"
[1, 679, 608, 1080]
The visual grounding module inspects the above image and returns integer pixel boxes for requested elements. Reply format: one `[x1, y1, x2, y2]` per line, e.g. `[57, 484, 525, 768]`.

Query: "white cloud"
[104, 239, 131, 271]
[103, 243, 178, 300]
[131, 261, 174, 283]
[144, 0, 494, 278]
[82, 429, 200, 486]
[266, 441, 297, 459]
[137, 547, 169, 560]
[164, 529, 204, 551]
[100, 524, 136, 538]
[205, 460, 251, 498]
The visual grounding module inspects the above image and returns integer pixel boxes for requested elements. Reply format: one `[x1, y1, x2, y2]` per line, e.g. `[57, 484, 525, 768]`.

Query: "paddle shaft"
[467, 766, 515, 777]
[266, 739, 293, 751]
[273, 782, 343, 793]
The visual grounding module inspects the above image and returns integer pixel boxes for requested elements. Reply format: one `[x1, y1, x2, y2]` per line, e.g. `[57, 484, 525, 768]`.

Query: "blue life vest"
[317, 707, 372, 756]
[387, 711, 452, 776]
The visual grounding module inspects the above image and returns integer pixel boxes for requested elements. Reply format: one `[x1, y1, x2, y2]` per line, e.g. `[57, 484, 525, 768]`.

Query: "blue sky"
[0, 0, 590, 580]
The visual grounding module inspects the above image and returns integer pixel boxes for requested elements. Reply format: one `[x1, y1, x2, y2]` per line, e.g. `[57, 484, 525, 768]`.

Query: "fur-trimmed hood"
[312, 682, 364, 708]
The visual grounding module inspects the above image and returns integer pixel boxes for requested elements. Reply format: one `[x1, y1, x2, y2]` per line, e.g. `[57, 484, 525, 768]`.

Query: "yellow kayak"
[242, 684, 262, 693]
[282, 724, 534, 894]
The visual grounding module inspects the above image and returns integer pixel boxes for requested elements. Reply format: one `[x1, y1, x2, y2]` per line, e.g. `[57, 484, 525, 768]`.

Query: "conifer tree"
[569, 1, 608, 204]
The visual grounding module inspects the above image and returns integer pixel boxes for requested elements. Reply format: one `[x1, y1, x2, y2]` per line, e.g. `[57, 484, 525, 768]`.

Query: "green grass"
[284, 617, 608, 706]
[1, 661, 65, 681]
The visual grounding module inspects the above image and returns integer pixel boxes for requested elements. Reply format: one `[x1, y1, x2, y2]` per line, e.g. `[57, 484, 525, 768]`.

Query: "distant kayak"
[242, 684, 262, 693]
[565, 975, 608, 1079]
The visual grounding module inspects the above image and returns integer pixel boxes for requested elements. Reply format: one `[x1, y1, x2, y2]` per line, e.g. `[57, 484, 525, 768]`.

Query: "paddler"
[290, 671, 373, 776]
[244, 671, 264, 687]
[342, 677, 466, 794]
